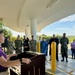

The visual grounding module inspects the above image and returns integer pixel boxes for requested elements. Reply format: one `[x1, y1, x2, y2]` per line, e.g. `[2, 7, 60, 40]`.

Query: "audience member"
[15, 35, 22, 54]
[29, 35, 36, 52]
[60, 33, 69, 62]
[71, 39, 75, 59]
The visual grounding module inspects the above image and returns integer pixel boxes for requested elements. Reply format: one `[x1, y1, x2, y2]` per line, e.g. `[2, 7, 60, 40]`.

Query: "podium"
[9, 51, 45, 75]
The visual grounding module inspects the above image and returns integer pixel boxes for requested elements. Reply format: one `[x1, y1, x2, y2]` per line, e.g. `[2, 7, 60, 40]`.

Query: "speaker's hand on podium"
[22, 58, 31, 64]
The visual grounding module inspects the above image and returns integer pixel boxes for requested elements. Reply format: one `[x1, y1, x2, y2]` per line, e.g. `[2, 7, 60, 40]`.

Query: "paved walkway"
[45, 53, 75, 75]
[45, 44, 75, 75]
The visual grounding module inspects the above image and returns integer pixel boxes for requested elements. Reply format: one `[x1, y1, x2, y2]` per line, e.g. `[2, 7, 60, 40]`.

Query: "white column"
[25, 28, 27, 37]
[30, 19, 37, 40]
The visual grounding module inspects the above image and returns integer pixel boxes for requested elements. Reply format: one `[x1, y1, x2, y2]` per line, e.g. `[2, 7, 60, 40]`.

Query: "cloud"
[55, 27, 69, 30]
[59, 14, 75, 22]
[72, 25, 75, 28]
[55, 27, 75, 36]
[40, 31, 55, 36]
[40, 14, 75, 36]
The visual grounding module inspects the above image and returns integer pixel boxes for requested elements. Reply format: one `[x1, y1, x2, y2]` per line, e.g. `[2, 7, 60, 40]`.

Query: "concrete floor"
[9, 48, 74, 75]
[45, 53, 75, 75]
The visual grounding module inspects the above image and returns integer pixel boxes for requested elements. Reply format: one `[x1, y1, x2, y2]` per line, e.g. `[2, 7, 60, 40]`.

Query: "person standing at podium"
[0, 30, 31, 75]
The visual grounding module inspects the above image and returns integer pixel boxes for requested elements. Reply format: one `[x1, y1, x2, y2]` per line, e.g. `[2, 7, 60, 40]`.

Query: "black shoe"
[57, 59, 59, 61]
[49, 58, 51, 61]
[61, 59, 64, 62]
[66, 60, 68, 62]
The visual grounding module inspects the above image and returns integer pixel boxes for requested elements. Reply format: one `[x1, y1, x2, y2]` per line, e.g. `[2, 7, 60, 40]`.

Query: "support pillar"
[30, 19, 37, 40]
[25, 28, 28, 37]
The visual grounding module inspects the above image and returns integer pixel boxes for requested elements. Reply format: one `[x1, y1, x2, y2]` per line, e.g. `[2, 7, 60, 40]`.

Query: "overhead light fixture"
[46, 0, 60, 10]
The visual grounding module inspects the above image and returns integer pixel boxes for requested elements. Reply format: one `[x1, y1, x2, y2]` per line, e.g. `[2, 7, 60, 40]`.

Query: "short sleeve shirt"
[71, 42, 75, 49]
[0, 47, 7, 71]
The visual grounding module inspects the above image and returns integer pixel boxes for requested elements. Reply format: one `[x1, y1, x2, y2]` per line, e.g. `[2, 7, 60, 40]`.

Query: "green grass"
[68, 36, 75, 43]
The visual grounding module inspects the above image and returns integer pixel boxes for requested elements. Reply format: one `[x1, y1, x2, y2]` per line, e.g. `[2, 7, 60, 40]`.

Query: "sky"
[7, 14, 75, 36]
[39, 14, 75, 36]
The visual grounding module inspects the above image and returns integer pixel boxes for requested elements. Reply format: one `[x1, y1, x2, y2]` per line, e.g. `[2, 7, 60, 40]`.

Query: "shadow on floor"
[45, 72, 53, 75]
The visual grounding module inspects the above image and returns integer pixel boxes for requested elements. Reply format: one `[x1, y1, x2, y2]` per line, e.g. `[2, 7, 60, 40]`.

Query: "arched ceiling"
[0, 0, 75, 33]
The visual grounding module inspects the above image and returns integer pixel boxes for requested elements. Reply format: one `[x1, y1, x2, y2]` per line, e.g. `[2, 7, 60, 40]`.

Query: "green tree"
[0, 23, 3, 29]
[0, 24, 2, 29]
[0, 18, 12, 37]
[2, 29, 12, 37]
[0, 18, 3, 29]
